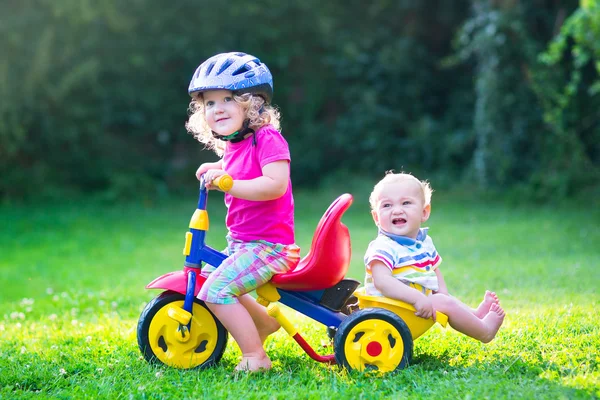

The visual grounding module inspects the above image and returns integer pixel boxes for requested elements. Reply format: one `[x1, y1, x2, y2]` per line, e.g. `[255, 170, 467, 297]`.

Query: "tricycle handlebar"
[213, 175, 233, 192]
[199, 174, 233, 193]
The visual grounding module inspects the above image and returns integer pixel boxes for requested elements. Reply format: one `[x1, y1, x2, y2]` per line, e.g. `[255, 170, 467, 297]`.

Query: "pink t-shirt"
[222, 124, 295, 245]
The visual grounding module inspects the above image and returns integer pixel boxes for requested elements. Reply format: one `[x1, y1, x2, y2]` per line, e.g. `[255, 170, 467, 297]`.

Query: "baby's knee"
[431, 293, 455, 311]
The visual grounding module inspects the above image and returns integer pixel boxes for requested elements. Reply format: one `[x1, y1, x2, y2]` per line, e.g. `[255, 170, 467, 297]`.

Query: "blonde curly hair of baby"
[369, 171, 433, 210]
[185, 93, 281, 156]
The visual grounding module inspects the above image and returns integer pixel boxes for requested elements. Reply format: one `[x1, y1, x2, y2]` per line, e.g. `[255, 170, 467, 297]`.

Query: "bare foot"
[235, 355, 272, 372]
[474, 290, 500, 319]
[256, 319, 280, 344]
[480, 303, 505, 343]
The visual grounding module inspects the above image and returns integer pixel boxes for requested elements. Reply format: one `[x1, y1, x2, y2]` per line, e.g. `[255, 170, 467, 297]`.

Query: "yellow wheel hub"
[148, 300, 220, 369]
[343, 319, 405, 373]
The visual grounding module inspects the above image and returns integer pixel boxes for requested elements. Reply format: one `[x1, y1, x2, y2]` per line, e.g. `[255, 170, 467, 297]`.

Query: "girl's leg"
[206, 302, 272, 371]
[199, 241, 299, 371]
[431, 294, 505, 343]
[239, 294, 280, 343]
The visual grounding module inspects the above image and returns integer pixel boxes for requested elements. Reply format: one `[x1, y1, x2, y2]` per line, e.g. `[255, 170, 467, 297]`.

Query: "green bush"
[0, 0, 597, 200]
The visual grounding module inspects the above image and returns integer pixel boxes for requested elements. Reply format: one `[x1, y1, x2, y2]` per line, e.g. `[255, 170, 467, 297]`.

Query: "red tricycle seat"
[272, 193, 353, 291]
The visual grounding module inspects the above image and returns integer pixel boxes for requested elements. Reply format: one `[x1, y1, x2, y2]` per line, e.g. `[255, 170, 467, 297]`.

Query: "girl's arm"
[371, 261, 436, 320]
[434, 267, 448, 295]
[226, 160, 290, 201]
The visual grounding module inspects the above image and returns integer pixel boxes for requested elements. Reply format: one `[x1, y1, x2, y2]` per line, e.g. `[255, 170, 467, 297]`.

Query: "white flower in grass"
[51, 345, 58, 350]
[10, 312, 25, 320]
[71, 320, 78, 326]
[25, 307, 32, 313]
[49, 314, 57, 321]
[59, 368, 67, 375]
[61, 292, 68, 298]
[70, 308, 79, 316]
[52, 295, 59, 302]
[46, 288, 54, 295]
[20, 346, 26, 354]
[155, 371, 163, 378]
[97, 368, 104, 374]
[15, 323, 22, 329]
[111, 301, 118, 309]
[85, 336, 92, 343]
[98, 300, 106, 306]
[20, 298, 34, 306]
[0, 324, 4, 331]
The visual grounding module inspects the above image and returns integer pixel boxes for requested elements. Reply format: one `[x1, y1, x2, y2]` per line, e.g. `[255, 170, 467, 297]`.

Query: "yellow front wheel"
[334, 308, 413, 373]
[137, 291, 228, 369]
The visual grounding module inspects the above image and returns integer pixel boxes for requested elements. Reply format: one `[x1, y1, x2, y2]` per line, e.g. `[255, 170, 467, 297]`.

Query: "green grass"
[1, 186, 599, 399]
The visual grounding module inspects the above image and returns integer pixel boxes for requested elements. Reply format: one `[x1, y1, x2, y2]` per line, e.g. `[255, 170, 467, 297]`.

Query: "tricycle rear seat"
[272, 194, 353, 291]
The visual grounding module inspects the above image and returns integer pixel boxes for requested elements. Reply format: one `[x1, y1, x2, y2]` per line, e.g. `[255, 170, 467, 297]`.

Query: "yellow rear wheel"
[334, 308, 412, 373]
[137, 291, 228, 369]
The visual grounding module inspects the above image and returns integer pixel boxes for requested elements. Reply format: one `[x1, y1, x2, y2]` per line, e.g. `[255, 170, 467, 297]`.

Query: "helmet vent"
[204, 61, 216, 77]
[232, 65, 252, 76]
[217, 59, 234, 75]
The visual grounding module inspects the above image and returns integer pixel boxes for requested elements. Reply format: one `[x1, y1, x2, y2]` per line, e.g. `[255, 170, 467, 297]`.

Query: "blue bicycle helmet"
[188, 52, 273, 103]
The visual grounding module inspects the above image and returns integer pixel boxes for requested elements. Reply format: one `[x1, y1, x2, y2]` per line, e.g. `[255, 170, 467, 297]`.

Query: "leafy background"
[1, 0, 598, 201]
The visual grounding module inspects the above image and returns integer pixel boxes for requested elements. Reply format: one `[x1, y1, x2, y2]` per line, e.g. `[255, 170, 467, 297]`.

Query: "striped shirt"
[364, 228, 442, 296]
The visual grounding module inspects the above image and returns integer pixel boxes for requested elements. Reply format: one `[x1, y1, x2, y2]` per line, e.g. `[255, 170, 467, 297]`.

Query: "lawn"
[1, 184, 598, 399]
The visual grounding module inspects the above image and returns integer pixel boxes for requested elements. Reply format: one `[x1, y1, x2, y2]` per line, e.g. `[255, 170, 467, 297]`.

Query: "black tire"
[334, 308, 413, 373]
[137, 291, 228, 369]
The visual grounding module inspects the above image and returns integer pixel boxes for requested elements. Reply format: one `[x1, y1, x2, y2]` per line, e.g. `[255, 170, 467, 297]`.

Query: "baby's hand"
[413, 296, 436, 322]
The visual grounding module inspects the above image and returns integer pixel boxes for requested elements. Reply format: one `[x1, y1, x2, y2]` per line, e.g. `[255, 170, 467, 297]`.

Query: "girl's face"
[203, 90, 245, 136]
[371, 180, 430, 239]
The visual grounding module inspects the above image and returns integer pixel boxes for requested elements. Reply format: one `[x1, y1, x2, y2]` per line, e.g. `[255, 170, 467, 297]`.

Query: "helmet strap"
[212, 119, 255, 143]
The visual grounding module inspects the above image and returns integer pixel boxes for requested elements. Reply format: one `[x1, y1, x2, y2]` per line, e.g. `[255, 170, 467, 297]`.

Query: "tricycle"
[137, 176, 447, 373]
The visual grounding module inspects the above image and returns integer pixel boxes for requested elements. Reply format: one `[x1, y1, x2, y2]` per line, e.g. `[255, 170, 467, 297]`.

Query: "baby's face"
[372, 180, 430, 239]
[203, 90, 245, 136]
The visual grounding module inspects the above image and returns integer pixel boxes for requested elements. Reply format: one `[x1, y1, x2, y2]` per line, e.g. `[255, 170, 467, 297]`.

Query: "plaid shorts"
[197, 236, 300, 305]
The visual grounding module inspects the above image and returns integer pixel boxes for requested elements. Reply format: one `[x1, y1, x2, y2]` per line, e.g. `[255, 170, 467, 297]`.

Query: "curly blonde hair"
[185, 92, 281, 156]
[369, 171, 433, 210]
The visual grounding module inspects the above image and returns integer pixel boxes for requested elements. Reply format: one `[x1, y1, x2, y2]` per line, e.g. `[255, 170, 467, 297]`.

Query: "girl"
[185, 52, 299, 372]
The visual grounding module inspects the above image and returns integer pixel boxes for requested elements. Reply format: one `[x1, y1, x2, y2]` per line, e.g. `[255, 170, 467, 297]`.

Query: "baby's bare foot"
[474, 290, 500, 319]
[235, 355, 272, 372]
[480, 303, 505, 343]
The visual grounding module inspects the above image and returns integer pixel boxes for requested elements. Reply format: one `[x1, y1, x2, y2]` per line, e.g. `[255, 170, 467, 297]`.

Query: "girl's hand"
[413, 296, 436, 322]
[203, 169, 228, 191]
[195, 161, 222, 181]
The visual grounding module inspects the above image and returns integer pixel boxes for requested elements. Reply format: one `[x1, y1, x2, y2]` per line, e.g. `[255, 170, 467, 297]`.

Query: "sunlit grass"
[1, 186, 598, 399]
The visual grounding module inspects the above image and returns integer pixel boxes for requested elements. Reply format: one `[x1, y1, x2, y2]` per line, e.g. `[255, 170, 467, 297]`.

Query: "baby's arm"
[371, 261, 436, 321]
[227, 160, 289, 201]
[434, 267, 449, 295]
